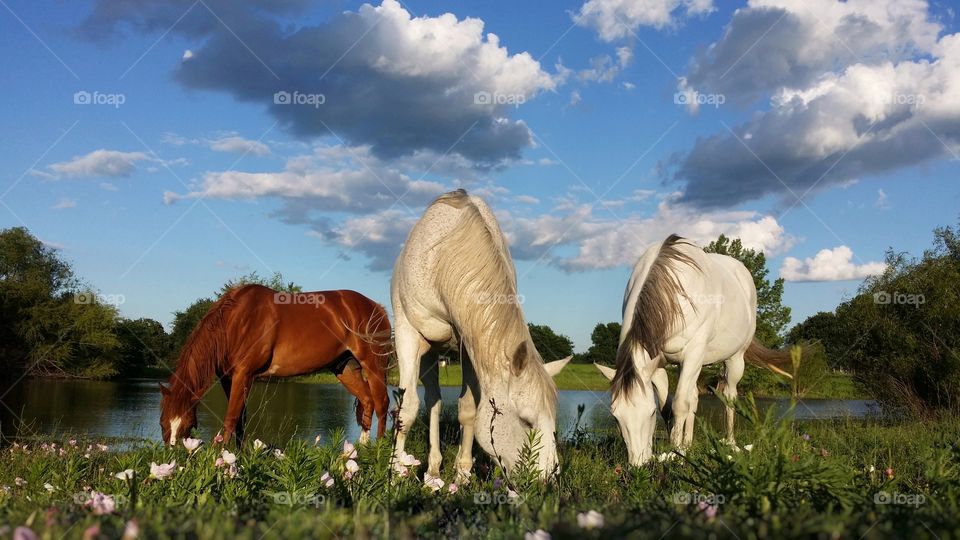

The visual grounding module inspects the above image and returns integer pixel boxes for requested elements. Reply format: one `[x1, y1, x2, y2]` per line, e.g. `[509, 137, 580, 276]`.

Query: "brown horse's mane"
[167, 289, 239, 408]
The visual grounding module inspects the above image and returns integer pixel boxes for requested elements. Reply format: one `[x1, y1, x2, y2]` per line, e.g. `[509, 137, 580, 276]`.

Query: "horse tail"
[614, 235, 701, 399]
[745, 340, 796, 379]
[342, 299, 394, 369]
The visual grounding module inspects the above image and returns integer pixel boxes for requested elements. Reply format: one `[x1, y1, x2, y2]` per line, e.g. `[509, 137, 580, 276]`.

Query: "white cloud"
[89, 0, 561, 165]
[671, 1, 960, 208]
[780, 245, 886, 282]
[164, 144, 447, 214]
[574, 0, 715, 40]
[875, 189, 890, 209]
[208, 135, 271, 157]
[49, 150, 154, 178]
[51, 198, 76, 210]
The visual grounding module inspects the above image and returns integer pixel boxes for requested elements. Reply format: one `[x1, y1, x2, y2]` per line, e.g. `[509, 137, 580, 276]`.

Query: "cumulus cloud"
[780, 245, 886, 281]
[208, 135, 270, 156]
[668, 0, 960, 208]
[314, 192, 792, 272]
[574, 0, 715, 40]
[685, 0, 940, 102]
[164, 144, 448, 217]
[82, 0, 559, 166]
[48, 150, 155, 178]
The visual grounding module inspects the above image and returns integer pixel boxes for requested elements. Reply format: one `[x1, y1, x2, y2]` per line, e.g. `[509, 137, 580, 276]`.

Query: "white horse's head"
[473, 344, 571, 477]
[596, 360, 658, 465]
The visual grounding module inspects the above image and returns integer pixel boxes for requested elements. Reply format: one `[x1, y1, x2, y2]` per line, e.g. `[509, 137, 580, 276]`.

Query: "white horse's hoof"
[358, 431, 370, 445]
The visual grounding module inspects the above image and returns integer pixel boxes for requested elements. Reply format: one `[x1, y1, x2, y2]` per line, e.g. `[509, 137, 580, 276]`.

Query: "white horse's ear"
[594, 363, 616, 381]
[543, 356, 572, 377]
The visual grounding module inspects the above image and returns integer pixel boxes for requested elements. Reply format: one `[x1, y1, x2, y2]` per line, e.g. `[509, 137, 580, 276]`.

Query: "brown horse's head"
[159, 383, 197, 446]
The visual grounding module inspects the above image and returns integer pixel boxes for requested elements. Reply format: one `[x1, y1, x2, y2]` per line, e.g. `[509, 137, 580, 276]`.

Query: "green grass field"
[293, 363, 870, 399]
[1, 396, 955, 538]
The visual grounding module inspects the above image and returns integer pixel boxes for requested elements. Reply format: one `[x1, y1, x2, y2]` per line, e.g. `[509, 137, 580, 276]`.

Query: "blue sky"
[1, 0, 958, 350]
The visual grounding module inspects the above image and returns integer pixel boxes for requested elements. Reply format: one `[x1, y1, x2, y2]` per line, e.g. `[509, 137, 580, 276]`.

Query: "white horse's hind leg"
[393, 317, 430, 462]
[723, 349, 746, 445]
[420, 353, 443, 476]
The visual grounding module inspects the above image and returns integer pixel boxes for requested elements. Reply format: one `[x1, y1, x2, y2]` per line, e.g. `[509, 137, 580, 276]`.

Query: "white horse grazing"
[595, 235, 790, 465]
[392, 189, 571, 478]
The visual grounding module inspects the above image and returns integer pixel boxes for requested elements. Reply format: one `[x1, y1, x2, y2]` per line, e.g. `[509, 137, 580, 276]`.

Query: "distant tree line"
[785, 220, 960, 416]
[0, 226, 301, 380]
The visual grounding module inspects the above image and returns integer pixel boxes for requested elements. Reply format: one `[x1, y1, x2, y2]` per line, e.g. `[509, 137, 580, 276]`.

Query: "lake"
[0, 378, 879, 445]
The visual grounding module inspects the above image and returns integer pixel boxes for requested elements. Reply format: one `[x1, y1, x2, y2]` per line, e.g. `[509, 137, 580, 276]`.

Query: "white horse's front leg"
[455, 361, 479, 481]
[420, 354, 443, 476]
[393, 318, 429, 463]
[671, 344, 705, 449]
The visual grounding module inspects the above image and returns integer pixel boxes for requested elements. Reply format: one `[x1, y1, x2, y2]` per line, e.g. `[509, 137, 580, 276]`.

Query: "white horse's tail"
[745, 339, 795, 379]
[614, 234, 701, 398]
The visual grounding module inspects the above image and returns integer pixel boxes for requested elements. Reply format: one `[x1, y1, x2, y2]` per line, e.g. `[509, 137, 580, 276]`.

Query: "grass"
[294, 363, 870, 399]
[1, 396, 956, 539]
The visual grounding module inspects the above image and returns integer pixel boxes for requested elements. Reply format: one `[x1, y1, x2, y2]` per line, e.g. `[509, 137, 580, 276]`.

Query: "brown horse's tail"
[344, 301, 394, 370]
[745, 339, 795, 379]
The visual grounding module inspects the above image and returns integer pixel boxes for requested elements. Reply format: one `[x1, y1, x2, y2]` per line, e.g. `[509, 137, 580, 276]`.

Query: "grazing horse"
[595, 235, 791, 465]
[159, 285, 391, 446]
[392, 189, 571, 479]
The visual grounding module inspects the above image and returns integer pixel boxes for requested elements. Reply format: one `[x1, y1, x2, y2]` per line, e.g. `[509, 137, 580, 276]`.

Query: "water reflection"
[0, 378, 878, 445]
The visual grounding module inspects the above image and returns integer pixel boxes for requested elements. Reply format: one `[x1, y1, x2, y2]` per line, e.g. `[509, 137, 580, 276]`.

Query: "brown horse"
[159, 284, 391, 446]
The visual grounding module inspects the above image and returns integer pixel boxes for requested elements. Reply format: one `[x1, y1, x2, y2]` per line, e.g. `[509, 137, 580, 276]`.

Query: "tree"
[578, 322, 621, 365]
[528, 323, 574, 361]
[219, 271, 301, 297]
[786, 311, 847, 368]
[116, 318, 171, 375]
[704, 234, 791, 347]
[168, 298, 214, 362]
[0, 227, 120, 378]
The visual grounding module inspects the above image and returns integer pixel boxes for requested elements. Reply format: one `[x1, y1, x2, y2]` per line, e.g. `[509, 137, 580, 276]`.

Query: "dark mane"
[613, 234, 701, 399]
[165, 289, 239, 407]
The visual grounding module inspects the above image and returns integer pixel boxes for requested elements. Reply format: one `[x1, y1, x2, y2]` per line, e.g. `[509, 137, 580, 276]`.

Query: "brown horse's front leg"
[336, 362, 374, 442]
[222, 373, 252, 446]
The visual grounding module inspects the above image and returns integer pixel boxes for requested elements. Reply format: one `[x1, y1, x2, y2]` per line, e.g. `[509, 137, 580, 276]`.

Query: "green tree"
[528, 323, 574, 361]
[704, 234, 791, 347]
[116, 318, 170, 375]
[168, 298, 214, 362]
[579, 322, 621, 365]
[0, 227, 120, 378]
[833, 220, 960, 415]
[219, 271, 301, 297]
[786, 311, 847, 368]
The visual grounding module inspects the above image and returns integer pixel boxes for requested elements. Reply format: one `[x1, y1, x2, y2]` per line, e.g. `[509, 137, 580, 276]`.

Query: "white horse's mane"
[430, 189, 558, 416]
[614, 234, 701, 398]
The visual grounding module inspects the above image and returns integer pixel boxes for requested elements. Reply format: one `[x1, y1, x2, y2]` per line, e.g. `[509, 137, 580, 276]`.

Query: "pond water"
[0, 378, 879, 445]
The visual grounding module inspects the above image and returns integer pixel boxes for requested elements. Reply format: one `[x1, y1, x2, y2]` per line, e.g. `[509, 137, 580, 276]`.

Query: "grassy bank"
[294, 363, 870, 399]
[0, 397, 955, 538]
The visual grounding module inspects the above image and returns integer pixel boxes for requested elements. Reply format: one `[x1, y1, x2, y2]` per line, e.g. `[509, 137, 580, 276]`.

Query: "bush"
[834, 222, 960, 416]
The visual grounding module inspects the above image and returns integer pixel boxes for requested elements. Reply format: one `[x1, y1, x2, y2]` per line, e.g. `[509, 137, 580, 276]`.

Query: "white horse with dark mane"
[595, 234, 790, 465]
[392, 189, 571, 478]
